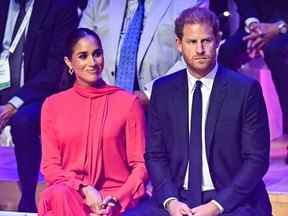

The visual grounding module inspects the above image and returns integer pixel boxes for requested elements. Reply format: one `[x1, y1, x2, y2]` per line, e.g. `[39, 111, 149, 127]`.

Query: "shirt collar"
[187, 63, 218, 91]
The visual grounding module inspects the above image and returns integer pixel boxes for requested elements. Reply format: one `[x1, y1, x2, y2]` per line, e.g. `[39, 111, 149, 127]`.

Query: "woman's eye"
[79, 53, 87, 59]
[94, 49, 103, 57]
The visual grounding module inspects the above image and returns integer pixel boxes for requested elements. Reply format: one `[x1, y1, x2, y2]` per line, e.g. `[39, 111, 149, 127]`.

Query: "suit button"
[111, 71, 115, 76]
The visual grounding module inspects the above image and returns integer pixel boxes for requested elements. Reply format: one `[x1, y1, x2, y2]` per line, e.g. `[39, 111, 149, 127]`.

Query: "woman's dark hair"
[59, 28, 102, 91]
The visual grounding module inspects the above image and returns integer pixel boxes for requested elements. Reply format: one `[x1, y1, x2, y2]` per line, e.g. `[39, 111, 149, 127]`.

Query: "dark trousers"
[218, 29, 288, 133]
[10, 101, 42, 212]
[122, 190, 261, 216]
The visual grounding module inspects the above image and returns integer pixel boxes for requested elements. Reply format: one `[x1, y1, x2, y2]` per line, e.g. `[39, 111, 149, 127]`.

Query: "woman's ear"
[64, 56, 73, 75]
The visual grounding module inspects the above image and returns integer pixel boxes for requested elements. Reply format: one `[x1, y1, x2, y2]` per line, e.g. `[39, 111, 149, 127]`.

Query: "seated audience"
[0, 0, 78, 212]
[38, 28, 148, 216]
[218, 0, 288, 135]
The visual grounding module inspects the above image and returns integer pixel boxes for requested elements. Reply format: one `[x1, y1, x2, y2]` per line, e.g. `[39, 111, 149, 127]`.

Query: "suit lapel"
[24, 0, 50, 66]
[172, 70, 189, 160]
[205, 66, 228, 160]
[0, 0, 10, 51]
[137, 0, 172, 71]
[109, 0, 126, 66]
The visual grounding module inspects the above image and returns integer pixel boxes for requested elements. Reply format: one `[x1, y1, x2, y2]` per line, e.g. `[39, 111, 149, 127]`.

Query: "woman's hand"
[81, 185, 103, 214]
[91, 195, 119, 216]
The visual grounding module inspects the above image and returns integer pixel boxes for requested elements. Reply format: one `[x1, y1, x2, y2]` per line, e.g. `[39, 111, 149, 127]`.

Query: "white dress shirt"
[183, 64, 217, 191]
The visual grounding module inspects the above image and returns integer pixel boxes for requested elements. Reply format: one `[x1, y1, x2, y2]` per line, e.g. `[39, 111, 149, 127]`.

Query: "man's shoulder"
[35, 0, 76, 12]
[217, 65, 258, 87]
[154, 69, 186, 89]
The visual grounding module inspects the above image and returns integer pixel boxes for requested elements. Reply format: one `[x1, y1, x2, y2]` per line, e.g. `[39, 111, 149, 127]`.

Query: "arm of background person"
[233, 0, 258, 23]
[195, 0, 209, 8]
[78, 0, 102, 30]
[15, 0, 79, 105]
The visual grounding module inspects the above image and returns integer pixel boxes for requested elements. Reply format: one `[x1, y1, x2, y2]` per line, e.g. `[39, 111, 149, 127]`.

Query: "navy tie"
[188, 80, 203, 205]
[116, 0, 145, 91]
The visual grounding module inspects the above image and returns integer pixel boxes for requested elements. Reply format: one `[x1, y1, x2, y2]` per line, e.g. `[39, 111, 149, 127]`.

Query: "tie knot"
[195, 80, 202, 89]
[17, 0, 26, 11]
[138, 0, 145, 5]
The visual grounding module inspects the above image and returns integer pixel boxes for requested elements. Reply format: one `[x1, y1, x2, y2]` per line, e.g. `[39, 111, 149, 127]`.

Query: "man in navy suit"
[145, 7, 271, 216]
[0, 0, 78, 212]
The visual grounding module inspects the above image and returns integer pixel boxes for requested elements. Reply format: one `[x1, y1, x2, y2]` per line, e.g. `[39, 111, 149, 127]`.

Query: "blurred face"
[176, 23, 220, 78]
[64, 35, 104, 87]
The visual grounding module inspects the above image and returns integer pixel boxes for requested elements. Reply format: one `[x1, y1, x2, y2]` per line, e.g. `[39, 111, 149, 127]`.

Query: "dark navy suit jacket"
[146, 65, 272, 214]
[0, 0, 78, 104]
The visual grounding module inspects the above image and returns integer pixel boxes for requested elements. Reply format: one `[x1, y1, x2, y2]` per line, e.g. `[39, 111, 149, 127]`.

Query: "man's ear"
[216, 31, 222, 47]
[176, 37, 183, 53]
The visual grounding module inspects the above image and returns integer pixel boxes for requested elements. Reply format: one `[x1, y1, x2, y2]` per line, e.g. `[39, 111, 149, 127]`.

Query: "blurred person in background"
[0, 0, 78, 212]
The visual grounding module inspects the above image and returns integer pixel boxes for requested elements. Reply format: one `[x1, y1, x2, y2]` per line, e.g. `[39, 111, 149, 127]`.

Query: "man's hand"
[81, 185, 103, 214]
[190, 202, 220, 216]
[166, 199, 193, 216]
[0, 104, 17, 131]
[243, 22, 279, 58]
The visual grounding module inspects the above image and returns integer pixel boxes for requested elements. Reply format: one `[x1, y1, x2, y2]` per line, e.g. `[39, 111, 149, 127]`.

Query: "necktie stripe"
[116, 1, 145, 91]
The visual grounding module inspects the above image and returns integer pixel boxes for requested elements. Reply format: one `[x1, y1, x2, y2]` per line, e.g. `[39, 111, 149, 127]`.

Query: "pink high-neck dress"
[38, 83, 148, 216]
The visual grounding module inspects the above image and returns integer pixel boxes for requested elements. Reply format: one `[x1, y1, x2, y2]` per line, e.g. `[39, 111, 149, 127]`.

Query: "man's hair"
[175, 7, 220, 39]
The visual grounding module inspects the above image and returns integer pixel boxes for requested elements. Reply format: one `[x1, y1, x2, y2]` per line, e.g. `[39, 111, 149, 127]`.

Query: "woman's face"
[65, 35, 104, 87]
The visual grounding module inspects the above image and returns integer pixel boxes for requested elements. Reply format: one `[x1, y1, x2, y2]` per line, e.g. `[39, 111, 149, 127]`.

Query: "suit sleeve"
[145, 81, 179, 205]
[16, 1, 79, 104]
[215, 80, 270, 212]
[234, 0, 258, 22]
[114, 98, 149, 210]
[78, 0, 102, 31]
[195, 0, 209, 8]
[41, 98, 88, 191]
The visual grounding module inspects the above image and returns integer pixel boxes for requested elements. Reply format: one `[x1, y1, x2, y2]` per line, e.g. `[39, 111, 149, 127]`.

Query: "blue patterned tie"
[116, 0, 145, 91]
[188, 80, 203, 205]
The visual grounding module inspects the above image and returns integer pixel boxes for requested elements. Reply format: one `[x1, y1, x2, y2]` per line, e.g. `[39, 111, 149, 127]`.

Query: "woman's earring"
[69, 68, 74, 75]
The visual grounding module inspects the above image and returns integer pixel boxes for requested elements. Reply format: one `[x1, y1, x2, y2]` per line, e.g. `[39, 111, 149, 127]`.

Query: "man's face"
[176, 23, 220, 78]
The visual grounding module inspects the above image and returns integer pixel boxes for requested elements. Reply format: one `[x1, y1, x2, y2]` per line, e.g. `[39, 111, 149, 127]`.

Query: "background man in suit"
[79, 0, 208, 105]
[218, 0, 288, 135]
[146, 7, 271, 215]
[0, 0, 78, 212]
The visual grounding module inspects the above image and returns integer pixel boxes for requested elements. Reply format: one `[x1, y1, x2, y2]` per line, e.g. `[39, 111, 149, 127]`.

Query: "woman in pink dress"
[38, 28, 148, 216]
